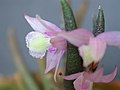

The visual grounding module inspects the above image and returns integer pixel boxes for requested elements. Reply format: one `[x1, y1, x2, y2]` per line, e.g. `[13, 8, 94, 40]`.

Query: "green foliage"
[93, 6, 105, 36]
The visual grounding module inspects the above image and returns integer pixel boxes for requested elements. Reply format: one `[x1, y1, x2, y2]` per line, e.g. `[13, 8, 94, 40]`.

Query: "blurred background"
[0, 0, 120, 90]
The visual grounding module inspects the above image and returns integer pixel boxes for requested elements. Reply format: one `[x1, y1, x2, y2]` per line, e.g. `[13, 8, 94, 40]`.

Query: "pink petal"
[61, 72, 84, 80]
[82, 80, 90, 89]
[84, 67, 103, 82]
[45, 49, 57, 73]
[89, 37, 107, 62]
[74, 75, 90, 90]
[58, 29, 94, 47]
[51, 36, 67, 50]
[25, 15, 61, 35]
[97, 31, 120, 48]
[101, 66, 117, 83]
[45, 49, 64, 73]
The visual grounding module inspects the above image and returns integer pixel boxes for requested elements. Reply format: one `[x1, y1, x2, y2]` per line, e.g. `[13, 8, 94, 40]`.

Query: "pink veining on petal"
[101, 66, 117, 83]
[97, 31, 120, 48]
[58, 29, 94, 47]
[89, 37, 107, 62]
[41, 16, 62, 32]
[25, 15, 62, 35]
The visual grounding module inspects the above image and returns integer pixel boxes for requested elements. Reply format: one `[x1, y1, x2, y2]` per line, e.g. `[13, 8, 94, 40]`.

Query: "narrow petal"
[89, 37, 107, 62]
[26, 31, 51, 58]
[74, 75, 90, 90]
[58, 29, 94, 47]
[101, 66, 117, 83]
[25, 15, 61, 35]
[97, 31, 120, 48]
[84, 67, 103, 82]
[45, 49, 57, 73]
[61, 72, 84, 80]
[45, 49, 64, 73]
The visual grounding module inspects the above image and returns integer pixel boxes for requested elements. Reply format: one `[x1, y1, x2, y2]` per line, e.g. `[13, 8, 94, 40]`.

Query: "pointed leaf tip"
[98, 5, 102, 10]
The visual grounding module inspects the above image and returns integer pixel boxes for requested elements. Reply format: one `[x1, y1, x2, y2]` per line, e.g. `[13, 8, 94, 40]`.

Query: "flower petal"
[61, 72, 84, 80]
[45, 49, 64, 73]
[101, 66, 117, 83]
[84, 67, 103, 82]
[58, 29, 94, 47]
[89, 37, 107, 62]
[29, 50, 45, 58]
[97, 31, 120, 48]
[26, 31, 51, 58]
[25, 15, 61, 35]
[74, 75, 90, 90]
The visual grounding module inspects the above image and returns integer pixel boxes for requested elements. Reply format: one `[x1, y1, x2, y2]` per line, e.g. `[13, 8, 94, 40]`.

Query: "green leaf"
[60, 0, 77, 30]
[60, 0, 83, 90]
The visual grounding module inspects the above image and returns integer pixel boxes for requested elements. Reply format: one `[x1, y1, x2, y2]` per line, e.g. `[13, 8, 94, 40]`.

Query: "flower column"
[60, 0, 84, 90]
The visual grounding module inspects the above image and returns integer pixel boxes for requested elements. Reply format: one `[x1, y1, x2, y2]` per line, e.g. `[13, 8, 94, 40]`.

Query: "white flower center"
[29, 33, 51, 52]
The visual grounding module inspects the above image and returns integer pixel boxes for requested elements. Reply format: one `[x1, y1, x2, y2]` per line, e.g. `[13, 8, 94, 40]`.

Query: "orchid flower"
[58, 28, 120, 66]
[61, 66, 117, 90]
[25, 15, 67, 81]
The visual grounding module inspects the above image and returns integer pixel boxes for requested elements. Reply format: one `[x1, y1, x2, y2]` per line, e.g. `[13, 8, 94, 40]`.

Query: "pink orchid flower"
[25, 15, 67, 81]
[58, 28, 120, 66]
[61, 66, 117, 90]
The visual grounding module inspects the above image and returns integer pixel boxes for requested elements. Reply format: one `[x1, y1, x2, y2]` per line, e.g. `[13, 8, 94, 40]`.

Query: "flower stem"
[60, 0, 84, 90]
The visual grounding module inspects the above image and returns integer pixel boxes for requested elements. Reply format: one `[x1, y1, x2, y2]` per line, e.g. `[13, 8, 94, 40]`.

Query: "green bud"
[93, 5, 105, 36]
